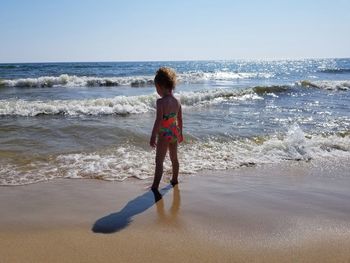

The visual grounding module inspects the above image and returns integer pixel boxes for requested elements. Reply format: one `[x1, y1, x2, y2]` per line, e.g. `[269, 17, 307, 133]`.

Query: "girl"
[150, 67, 183, 190]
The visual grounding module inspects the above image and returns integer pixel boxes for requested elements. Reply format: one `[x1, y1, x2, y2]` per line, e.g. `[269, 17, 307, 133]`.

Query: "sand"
[1, 161, 350, 263]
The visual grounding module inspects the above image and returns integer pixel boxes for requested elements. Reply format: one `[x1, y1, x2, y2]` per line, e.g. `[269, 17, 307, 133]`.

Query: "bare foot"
[151, 188, 162, 202]
[170, 179, 178, 186]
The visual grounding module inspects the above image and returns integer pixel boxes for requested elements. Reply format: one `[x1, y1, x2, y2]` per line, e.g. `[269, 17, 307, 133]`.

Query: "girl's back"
[159, 95, 180, 116]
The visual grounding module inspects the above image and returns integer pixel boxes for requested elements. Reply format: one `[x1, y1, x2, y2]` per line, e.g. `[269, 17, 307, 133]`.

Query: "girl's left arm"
[150, 99, 163, 147]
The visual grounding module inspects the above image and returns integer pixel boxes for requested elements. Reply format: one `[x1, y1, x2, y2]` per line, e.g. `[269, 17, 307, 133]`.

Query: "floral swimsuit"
[159, 112, 183, 143]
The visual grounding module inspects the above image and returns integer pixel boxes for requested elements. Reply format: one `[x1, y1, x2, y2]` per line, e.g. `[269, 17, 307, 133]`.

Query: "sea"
[0, 59, 349, 186]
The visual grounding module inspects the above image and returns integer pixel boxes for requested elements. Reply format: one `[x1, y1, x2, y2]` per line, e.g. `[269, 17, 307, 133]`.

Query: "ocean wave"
[179, 71, 274, 83]
[72, 64, 113, 69]
[253, 85, 290, 94]
[318, 68, 350, 74]
[0, 87, 272, 116]
[0, 64, 19, 69]
[299, 80, 350, 91]
[0, 84, 292, 116]
[0, 95, 157, 116]
[0, 71, 274, 88]
[1, 125, 349, 186]
[1, 74, 154, 88]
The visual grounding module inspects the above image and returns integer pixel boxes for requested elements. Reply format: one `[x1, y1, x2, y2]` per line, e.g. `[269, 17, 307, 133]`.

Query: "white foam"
[0, 95, 156, 116]
[179, 71, 274, 83]
[1, 125, 349, 185]
[178, 88, 263, 107]
[0, 88, 262, 116]
[299, 80, 350, 91]
[1, 72, 274, 88]
[1, 74, 154, 88]
[0, 160, 58, 186]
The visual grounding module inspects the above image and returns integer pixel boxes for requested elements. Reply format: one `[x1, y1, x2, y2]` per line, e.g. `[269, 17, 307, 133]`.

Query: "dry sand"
[1, 161, 350, 262]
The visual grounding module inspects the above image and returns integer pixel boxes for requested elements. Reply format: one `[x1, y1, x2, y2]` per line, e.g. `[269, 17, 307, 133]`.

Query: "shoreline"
[1, 161, 350, 262]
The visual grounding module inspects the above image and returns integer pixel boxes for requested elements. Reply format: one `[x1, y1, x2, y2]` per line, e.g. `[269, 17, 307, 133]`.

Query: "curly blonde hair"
[154, 67, 177, 90]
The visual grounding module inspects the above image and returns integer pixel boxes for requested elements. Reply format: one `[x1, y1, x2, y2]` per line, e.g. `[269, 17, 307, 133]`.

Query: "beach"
[0, 60, 349, 262]
[1, 160, 350, 263]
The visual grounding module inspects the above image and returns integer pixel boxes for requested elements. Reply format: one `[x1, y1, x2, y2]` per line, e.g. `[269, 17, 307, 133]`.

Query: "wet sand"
[1, 161, 350, 262]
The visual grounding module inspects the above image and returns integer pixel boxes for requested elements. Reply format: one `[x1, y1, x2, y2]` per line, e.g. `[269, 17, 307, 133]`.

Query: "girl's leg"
[151, 138, 168, 190]
[168, 142, 179, 185]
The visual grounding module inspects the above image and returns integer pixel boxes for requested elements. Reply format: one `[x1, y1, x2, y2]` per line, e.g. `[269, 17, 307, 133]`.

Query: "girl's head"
[154, 67, 177, 96]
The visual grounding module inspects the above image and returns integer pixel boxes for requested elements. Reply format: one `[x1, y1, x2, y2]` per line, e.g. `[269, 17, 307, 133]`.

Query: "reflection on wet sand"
[154, 185, 181, 226]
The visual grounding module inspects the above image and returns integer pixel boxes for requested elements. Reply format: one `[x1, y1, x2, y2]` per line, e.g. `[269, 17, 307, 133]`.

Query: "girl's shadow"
[92, 184, 173, 234]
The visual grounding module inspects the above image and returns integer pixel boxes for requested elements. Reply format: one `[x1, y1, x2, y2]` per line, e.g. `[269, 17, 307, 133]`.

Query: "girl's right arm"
[178, 104, 183, 142]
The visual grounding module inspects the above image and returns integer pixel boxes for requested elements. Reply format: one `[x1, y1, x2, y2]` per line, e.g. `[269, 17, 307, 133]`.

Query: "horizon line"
[0, 56, 349, 64]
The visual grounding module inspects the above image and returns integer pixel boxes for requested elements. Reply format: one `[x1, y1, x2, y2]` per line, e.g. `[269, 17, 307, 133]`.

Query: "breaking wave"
[0, 85, 284, 116]
[299, 80, 350, 91]
[318, 68, 350, 74]
[4, 79, 348, 117]
[0, 74, 154, 88]
[0, 94, 157, 116]
[1, 125, 349, 186]
[0, 71, 274, 88]
[253, 85, 290, 94]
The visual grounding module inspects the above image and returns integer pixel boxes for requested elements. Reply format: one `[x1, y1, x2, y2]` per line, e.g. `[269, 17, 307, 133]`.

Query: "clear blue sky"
[0, 0, 349, 62]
